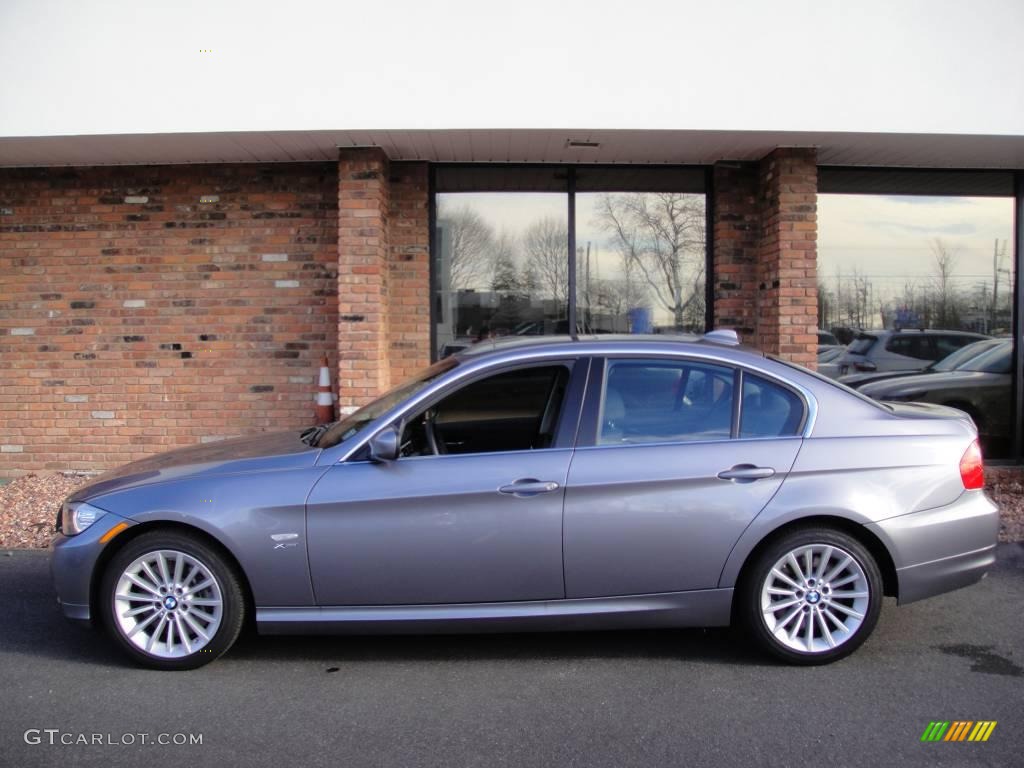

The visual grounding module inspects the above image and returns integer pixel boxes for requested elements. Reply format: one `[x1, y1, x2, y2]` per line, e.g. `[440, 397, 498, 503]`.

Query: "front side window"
[400, 365, 571, 457]
[599, 359, 734, 445]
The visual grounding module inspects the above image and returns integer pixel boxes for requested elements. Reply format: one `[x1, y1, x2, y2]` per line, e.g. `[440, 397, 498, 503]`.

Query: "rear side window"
[739, 375, 805, 438]
[600, 360, 735, 445]
[885, 334, 934, 360]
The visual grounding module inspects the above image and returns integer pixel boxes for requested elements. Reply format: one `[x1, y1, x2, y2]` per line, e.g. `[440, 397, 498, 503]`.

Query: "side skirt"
[256, 588, 734, 635]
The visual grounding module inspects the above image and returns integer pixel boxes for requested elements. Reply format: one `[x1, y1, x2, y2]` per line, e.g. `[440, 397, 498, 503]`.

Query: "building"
[1, 4, 1022, 473]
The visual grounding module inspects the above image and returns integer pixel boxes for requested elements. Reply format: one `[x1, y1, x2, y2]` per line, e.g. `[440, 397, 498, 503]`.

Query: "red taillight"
[959, 439, 985, 490]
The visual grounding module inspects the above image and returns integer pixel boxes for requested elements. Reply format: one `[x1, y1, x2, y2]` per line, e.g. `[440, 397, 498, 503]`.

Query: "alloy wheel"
[112, 549, 224, 659]
[759, 544, 870, 654]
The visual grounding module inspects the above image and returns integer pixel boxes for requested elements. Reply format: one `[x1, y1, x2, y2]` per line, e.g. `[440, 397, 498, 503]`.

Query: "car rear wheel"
[99, 531, 245, 670]
[740, 528, 883, 665]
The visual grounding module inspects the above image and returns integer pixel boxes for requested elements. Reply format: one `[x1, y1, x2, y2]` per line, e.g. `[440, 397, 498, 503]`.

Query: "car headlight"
[60, 501, 107, 536]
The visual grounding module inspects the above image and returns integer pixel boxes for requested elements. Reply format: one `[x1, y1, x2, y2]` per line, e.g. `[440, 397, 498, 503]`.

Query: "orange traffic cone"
[315, 355, 335, 424]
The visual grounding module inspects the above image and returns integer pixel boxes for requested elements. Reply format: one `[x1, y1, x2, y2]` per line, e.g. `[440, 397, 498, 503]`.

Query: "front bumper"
[50, 510, 135, 622]
[867, 490, 999, 605]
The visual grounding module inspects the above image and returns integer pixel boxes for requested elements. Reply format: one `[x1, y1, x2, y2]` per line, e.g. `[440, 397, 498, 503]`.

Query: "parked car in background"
[816, 345, 846, 379]
[838, 337, 1006, 390]
[51, 334, 997, 670]
[817, 329, 839, 351]
[859, 339, 1013, 456]
[835, 329, 989, 377]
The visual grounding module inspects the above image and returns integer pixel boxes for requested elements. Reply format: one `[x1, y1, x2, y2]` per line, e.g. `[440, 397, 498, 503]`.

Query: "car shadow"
[12, 602, 772, 669]
[225, 625, 768, 667]
[2, 551, 770, 668]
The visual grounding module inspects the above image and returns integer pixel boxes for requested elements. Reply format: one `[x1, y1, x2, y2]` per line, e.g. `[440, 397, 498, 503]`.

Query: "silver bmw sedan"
[50, 333, 999, 669]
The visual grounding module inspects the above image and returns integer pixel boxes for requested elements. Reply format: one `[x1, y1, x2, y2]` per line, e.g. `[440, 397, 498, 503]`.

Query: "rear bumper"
[892, 544, 997, 605]
[866, 490, 999, 605]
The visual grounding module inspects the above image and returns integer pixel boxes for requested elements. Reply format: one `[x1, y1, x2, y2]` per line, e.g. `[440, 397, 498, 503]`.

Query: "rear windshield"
[847, 334, 877, 355]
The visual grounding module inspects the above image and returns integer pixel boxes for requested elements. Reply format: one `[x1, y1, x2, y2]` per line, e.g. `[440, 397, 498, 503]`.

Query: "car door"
[563, 356, 804, 598]
[305, 359, 588, 606]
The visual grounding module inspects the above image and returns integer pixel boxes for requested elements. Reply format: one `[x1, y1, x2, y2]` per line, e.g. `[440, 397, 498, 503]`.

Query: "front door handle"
[717, 465, 776, 482]
[498, 479, 560, 497]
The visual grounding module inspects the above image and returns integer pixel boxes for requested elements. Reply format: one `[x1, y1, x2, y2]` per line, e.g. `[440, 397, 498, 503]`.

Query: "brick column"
[712, 163, 760, 341]
[757, 148, 818, 367]
[338, 148, 390, 409]
[711, 150, 818, 368]
[387, 163, 431, 384]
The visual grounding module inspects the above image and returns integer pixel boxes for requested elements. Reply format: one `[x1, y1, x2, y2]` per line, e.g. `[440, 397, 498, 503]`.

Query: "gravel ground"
[1, 467, 1023, 549]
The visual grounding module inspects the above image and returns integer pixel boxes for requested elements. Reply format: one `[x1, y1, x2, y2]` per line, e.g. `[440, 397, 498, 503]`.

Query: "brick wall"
[1, 149, 816, 475]
[0, 163, 339, 474]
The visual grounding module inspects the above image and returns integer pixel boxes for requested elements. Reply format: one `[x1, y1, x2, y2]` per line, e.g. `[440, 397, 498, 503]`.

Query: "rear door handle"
[498, 479, 560, 497]
[717, 465, 776, 482]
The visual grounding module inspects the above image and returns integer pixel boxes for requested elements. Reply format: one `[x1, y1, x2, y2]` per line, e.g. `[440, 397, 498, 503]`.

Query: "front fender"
[83, 467, 327, 606]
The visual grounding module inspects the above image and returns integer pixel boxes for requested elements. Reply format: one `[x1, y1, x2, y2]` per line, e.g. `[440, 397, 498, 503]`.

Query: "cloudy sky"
[1, 0, 1022, 136]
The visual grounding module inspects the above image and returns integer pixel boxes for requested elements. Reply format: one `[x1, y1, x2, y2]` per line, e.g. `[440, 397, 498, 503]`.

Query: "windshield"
[310, 357, 459, 449]
[958, 342, 1012, 374]
[931, 339, 999, 372]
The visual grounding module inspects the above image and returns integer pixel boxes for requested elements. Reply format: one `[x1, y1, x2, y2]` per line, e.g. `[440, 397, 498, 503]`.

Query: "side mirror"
[367, 425, 400, 463]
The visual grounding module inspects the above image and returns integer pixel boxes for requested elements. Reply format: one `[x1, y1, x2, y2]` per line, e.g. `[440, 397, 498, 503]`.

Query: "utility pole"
[993, 238, 999, 330]
[585, 241, 591, 331]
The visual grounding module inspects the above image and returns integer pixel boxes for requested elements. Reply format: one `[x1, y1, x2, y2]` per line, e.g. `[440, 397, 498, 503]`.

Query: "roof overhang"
[0, 128, 1022, 170]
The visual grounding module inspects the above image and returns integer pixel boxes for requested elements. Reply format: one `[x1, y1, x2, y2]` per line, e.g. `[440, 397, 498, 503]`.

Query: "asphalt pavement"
[1, 545, 1022, 768]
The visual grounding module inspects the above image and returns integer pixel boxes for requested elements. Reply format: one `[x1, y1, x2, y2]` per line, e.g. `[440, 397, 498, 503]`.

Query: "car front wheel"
[99, 531, 245, 670]
[741, 528, 883, 665]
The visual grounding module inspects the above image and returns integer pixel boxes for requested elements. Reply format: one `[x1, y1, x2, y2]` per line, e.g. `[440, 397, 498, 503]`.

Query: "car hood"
[68, 430, 321, 502]
[860, 370, 1002, 398]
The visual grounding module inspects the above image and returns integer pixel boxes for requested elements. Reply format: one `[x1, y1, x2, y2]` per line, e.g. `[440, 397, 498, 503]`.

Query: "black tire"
[98, 530, 246, 670]
[738, 527, 883, 665]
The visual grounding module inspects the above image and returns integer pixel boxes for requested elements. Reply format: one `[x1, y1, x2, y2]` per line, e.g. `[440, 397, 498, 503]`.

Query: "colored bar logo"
[921, 721, 997, 742]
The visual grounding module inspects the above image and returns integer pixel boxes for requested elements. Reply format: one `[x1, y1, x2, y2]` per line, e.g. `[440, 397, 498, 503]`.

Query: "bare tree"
[523, 217, 569, 316]
[930, 238, 961, 329]
[438, 203, 494, 290]
[595, 193, 705, 329]
[489, 230, 520, 292]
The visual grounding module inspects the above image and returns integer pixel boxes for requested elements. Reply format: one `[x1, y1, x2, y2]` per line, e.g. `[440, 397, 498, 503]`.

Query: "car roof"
[454, 333, 767, 363]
